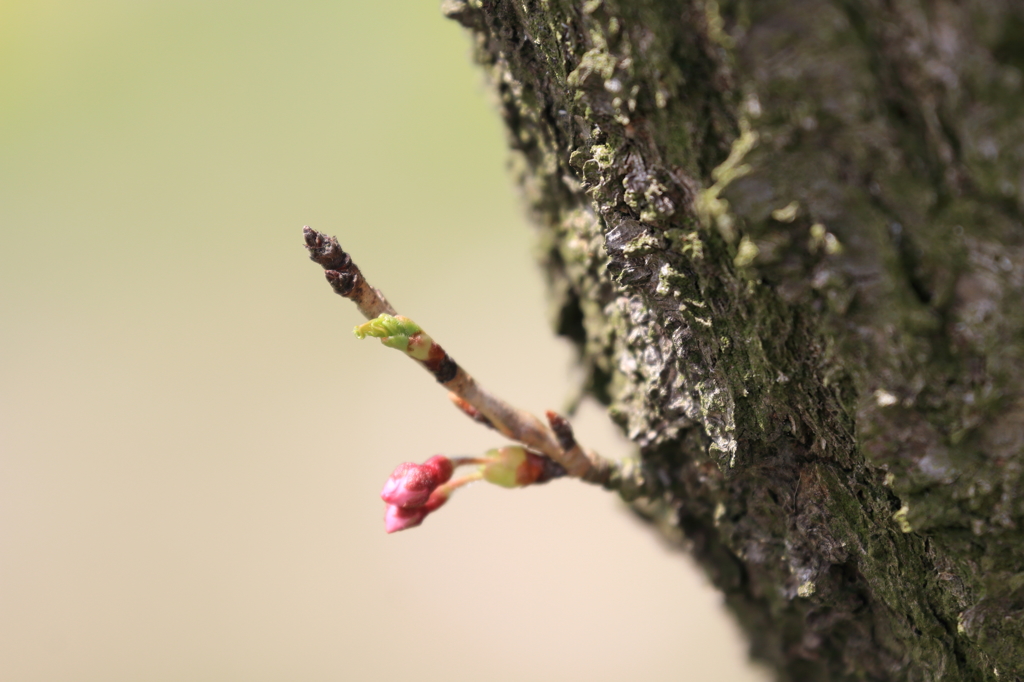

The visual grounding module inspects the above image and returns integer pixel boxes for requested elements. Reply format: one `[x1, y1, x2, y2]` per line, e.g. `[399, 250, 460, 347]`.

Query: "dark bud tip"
[303, 227, 351, 270]
[302, 225, 320, 248]
[546, 410, 577, 452]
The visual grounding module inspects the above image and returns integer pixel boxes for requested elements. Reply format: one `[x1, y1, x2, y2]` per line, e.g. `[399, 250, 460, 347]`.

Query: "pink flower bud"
[422, 455, 454, 484]
[380, 455, 454, 509]
[384, 504, 428, 533]
[383, 488, 451, 533]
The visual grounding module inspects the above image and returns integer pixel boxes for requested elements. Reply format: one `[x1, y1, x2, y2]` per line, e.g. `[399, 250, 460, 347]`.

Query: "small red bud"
[383, 487, 451, 533]
[421, 455, 454, 485]
[384, 504, 428, 533]
[380, 456, 453, 509]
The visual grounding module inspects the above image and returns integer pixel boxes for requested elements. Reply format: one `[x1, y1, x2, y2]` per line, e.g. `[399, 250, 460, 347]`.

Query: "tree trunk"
[442, 0, 1024, 680]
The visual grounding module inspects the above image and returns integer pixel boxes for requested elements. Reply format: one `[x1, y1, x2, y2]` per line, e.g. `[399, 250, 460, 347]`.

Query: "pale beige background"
[0, 2, 770, 680]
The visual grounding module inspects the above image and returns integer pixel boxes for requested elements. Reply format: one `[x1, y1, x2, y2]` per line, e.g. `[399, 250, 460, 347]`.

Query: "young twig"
[303, 226, 655, 495]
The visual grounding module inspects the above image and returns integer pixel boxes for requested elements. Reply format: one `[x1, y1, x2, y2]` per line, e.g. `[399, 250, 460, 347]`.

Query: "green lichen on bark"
[444, 0, 1024, 679]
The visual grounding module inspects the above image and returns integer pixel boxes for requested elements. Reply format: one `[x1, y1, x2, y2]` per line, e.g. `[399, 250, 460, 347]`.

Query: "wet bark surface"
[443, 1, 1024, 679]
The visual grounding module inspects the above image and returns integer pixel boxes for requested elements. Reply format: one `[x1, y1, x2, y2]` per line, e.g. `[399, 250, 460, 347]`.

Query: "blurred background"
[0, 2, 768, 680]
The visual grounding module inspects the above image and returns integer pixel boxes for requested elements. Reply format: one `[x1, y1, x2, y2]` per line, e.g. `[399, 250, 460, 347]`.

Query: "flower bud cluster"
[379, 448, 565, 533]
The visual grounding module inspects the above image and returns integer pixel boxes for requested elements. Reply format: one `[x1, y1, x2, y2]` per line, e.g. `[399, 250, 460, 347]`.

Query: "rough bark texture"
[443, 1, 1024, 680]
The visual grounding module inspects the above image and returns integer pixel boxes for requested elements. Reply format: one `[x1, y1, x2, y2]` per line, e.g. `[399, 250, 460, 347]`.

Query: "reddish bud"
[422, 455, 454, 484]
[383, 488, 451, 534]
[384, 504, 428, 533]
[380, 456, 454, 509]
[545, 410, 578, 453]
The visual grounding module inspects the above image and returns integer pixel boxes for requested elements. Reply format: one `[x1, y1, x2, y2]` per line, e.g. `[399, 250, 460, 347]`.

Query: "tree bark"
[443, 1, 1024, 680]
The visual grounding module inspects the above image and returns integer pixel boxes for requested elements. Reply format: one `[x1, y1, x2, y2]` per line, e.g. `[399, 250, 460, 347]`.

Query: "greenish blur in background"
[0, 2, 767, 680]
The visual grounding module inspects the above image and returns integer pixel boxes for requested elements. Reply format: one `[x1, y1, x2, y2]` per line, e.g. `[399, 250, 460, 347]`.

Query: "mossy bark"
[443, 1, 1024, 679]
